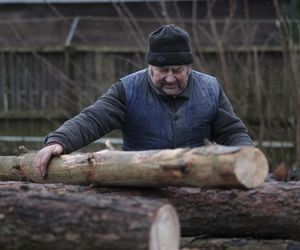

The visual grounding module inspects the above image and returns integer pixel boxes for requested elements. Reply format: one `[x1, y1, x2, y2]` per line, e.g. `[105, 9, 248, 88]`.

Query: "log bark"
[0, 182, 180, 250]
[0, 145, 268, 189]
[77, 180, 300, 239]
[168, 181, 300, 239]
[2, 181, 300, 240]
[180, 237, 300, 250]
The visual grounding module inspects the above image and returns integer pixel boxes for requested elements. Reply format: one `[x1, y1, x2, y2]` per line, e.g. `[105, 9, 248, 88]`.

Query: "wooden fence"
[0, 48, 293, 120]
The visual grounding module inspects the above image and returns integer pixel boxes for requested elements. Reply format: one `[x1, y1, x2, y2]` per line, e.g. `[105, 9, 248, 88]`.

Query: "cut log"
[2, 181, 300, 240]
[0, 182, 180, 250]
[77, 180, 300, 239]
[168, 181, 300, 239]
[180, 237, 300, 250]
[0, 145, 268, 188]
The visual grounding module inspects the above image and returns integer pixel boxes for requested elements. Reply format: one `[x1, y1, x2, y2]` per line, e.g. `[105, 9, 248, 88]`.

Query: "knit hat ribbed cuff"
[146, 51, 193, 66]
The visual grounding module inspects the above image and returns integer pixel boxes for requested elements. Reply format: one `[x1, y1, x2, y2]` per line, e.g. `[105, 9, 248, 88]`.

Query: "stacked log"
[1, 180, 300, 248]
[79, 181, 300, 240]
[0, 181, 179, 250]
[180, 237, 300, 250]
[0, 145, 268, 189]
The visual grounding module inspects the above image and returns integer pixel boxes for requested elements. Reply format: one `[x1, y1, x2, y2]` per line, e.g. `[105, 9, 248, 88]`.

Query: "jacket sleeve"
[44, 81, 126, 153]
[211, 84, 254, 146]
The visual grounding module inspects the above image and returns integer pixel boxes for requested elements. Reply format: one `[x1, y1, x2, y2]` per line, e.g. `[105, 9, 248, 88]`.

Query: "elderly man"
[34, 24, 253, 179]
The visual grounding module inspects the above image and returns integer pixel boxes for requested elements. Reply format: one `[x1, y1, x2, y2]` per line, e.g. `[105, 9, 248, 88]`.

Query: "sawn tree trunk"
[0, 182, 179, 250]
[0, 145, 268, 189]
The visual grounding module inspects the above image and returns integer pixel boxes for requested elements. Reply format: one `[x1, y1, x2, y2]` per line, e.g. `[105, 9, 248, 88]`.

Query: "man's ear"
[187, 65, 192, 75]
[148, 65, 154, 77]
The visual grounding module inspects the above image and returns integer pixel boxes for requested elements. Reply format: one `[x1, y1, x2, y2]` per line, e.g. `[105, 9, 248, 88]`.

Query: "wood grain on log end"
[150, 204, 180, 250]
[234, 147, 269, 188]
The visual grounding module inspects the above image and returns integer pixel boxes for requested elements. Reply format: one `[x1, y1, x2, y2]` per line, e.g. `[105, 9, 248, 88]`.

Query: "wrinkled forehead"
[152, 65, 190, 71]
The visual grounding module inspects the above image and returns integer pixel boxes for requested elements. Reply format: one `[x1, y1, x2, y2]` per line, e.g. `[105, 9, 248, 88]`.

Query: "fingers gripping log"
[0, 185, 180, 250]
[0, 145, 268, 188]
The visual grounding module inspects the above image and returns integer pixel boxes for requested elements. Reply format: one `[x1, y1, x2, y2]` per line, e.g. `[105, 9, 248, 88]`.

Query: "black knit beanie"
[146, 24, 193, 66]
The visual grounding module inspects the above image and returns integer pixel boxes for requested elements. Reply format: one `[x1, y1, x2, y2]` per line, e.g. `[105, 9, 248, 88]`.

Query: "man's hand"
[33, 143, 63, 180]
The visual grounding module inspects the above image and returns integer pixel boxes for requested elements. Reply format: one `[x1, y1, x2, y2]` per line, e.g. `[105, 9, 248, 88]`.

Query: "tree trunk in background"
[0, 145, 268, 189]
[0, 183, 179, 250]
[1, 181, 300, 240]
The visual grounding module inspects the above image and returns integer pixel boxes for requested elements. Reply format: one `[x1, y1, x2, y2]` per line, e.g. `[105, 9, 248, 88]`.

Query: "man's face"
[149, 65, 191, 96]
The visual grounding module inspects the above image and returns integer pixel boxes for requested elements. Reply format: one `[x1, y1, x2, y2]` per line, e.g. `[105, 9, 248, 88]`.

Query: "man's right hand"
[33, 143, 63, 180]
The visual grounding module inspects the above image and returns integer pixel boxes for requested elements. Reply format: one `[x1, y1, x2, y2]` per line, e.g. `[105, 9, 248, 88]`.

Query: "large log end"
[234, 147, 269, 188]
[150, 204, 180, 250]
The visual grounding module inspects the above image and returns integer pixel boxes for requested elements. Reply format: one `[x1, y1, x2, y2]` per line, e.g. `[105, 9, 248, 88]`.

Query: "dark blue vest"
[121, 69, 220, 151]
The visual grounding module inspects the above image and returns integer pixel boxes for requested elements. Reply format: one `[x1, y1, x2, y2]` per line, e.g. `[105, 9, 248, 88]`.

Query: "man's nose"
[165, 72, 176, 82]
